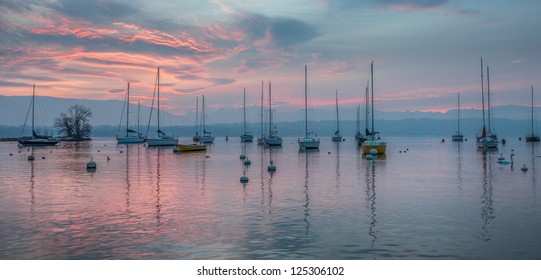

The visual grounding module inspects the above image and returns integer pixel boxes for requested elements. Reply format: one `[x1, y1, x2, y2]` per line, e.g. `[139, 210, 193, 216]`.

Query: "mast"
[260, 80, 264, 139]
[304, 63, 308, 137]
[202, 95, 206, 133]
[126, 82, 130, 137]
[195, 96, 199, 136]
[480, 57, 486, 130]
[157, 67, 160, 132]
[487, 65, 491, 133]
[365, 79, 369, 135]
[31, 84, 35, 136]
[138, 100, 140, 136]
[356, 105, 360, 135]
[335, 89, 340, 134]
[269, 81, 272, 137]
[243, 88, 247, 135]
[371, 61, 374, 136]
[532, 86, 533, 135]
[457, 92, 460, 134]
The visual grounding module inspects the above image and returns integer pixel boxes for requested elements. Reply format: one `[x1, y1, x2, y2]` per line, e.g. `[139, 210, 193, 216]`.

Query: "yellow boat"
[177, 143, 206, 151]
[361, 139, 387, 154]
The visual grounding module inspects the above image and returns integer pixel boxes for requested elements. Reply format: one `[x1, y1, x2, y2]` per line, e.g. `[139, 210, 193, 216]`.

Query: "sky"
[1, 0, 541, 118]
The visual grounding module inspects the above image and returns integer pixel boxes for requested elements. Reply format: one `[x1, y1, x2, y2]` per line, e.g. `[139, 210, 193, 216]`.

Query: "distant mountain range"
[1, 95, 539, 127]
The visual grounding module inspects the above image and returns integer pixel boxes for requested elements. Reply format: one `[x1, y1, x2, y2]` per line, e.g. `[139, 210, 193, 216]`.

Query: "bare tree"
[54, 104, 92, 140]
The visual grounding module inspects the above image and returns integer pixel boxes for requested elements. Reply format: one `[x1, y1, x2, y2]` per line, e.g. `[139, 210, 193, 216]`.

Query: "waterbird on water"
[521, 164, 528, 172]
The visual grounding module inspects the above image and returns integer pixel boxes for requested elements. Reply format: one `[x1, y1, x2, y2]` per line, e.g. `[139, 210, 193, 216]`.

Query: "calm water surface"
[0, 137, 540, 259]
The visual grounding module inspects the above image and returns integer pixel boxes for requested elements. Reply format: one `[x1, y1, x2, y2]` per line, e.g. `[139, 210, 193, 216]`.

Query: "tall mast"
[195, 96, 199, 136]
[269, 81, 272, 136]
[202, 95, 206, 132]
[487, 65, 491, 133]
[126, 82, 130, 137]
[335, 89, 340, 134]
[243, 88, 247, 135]
[480, 57, 486, 129]
[31, 84, 35, 135]
[138, 100, 140, 135]
[356, 105, 360, 135]
[365, 79, 369, 135]
[457, 92, 460, 134]
[304, 63, 308, 137]
[260, 80, 264, 139]
[532, 86, 533, 135]
[371, 61, 374, 136]
[157, 67, 160, 131]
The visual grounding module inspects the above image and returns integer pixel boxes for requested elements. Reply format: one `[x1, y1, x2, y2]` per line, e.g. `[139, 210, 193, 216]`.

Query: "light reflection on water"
[1, 137, 541, 259]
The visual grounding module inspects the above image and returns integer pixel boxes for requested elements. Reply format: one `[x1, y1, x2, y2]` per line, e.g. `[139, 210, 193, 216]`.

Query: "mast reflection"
[301, 151, 318, 237]
[259, 145, 274, 216]
[335, 142, 341, 191]
[456, 142, 463, 195]
[528, 142, 537, 203]
[125, 144, 131, 212]
[29, 159, 35, 216]
[154, 149, 162, 232]
[365, 160, 377, 259]
[479, 152, 494, 242]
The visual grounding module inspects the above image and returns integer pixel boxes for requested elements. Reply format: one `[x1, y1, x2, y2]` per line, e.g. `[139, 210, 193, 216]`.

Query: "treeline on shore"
[1, 118, 536, 140]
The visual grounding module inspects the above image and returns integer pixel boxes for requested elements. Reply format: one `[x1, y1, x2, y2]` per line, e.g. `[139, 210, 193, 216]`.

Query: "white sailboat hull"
[264, 136, 282, 146]
[240, 134, 254, 142]
[117, 137, 144, 144]
[200, 135, 215, 144]
[145, 136, 178, 147]
[477, 137, 498, 149]
[298, 137, 320, 150]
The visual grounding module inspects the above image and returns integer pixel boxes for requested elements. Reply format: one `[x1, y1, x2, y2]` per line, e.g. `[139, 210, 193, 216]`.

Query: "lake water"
[0, 137, 540, 260]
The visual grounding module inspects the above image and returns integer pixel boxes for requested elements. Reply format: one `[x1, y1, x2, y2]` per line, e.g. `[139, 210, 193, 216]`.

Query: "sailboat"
[526, 86, 540, 142]
[263, 81, 282, 146]
[332, 89, 343, 142]
[18, 85, 59, 147]
[361, 61, 386, 154]
[476, 59, 498, 149]
[452, 92, 464, 142]
[145, 68, 178, 147]
[298, 64, 320, 150]
[356, 81, 369, 146]
[199, 95, 215, 144]
[117, 82, 144, 144]
[240, 88, 254, 142]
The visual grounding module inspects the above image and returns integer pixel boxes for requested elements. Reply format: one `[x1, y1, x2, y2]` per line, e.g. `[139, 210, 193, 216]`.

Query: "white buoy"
[521, 164, 528, 172]
[87, 157, 97, 170]
[240, 154, 246, 159]
[268, 160, 276, 172]
[240, 175, 249, 183]
[243, 158, 251, 165]
[370, 149, 378, 155]
[366, 154, 374, 160]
